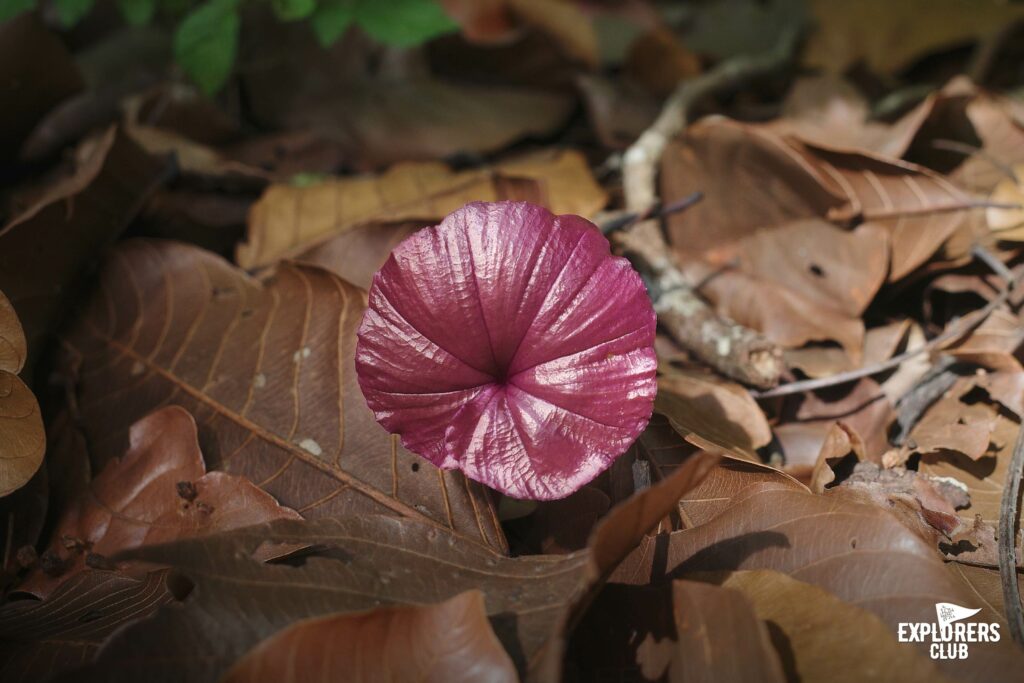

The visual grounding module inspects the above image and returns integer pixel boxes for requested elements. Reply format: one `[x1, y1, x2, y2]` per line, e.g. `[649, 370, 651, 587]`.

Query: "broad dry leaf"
[720, 570, 947, 683]
[942, 308, 1024, 372]
[987, 163, 1024, 240]
[636, 580, 786, 683]
[610, 483, 1024, 682]
[296, 222, 423, 290]
[19, 406, 300, 597]
[655, 370, 772, 459]
[681, 258, 865, 358]
[809, 422, 866, 493]
[793, 378, 896, 461]
[0, 571, 178, 683]
[732, 220, 889, 318]
[0, 126, 168, 375]
[67, 453, 718, 683]
[239, 149, 607, 268]
[804, 0, 1024, 74]
[60, 240, 507, 552]
[221, 591, 517, 683]
[910, 382, 999, 460]
[949, 89, 1024, 194]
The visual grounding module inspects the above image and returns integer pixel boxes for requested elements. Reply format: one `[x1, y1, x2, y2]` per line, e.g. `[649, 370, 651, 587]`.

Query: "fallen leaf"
[655, 370, 772, 459]
[731, 219, 889, 318]
[611, 483, 1024, 682]
[623, 28, 701, 97]
[0, 126, 169, 375]
[809, 422, 866, 493]
[0, 291, 43, 498]
[19, 406, 300, 597]
[60, 240, 507, 552]
[65, 453, 718, 682]
[681, 258, 865, 358]
[221, 591, 517, 683]
[239, 149, 607, 268]
[295, 222, 422, 290]
[942, 309, 1024, 372]
[792, 378, 896, 461]
[0, 571, 179, 683]
[947, 88, 1024, 195]
[274, 80, 574, 169]
[0, 289, 27, 375]
[719, 570, 947, 683]
[636, 579, 787, 683]
[804, 0, 1024, 74]
[910, 381, 999, 460]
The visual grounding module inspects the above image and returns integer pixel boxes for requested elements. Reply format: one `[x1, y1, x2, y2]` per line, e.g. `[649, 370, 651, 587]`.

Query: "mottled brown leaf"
[0, 292, 43, 497]
[221, 591, 517, 683]
[60, 239, 506, 552]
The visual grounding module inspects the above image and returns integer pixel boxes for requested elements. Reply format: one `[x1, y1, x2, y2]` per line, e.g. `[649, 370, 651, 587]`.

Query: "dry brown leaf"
[948, 89, 1024, 195]
[720, 570, 947, 683]
[60, 240, 507, 552]
[611, 483, 1024, 682]
[987, 163, 1024, 239]
[804, 0, 1024, 74]
[655, 370, 772, 459]
[910, 381, 999, 460]
[942, 308, 1024, 371]
[636, 579, 786, 683]
[0, 126, 168, 375]
[624, 28, 702, 98]
[66, 453, 719, 683]
[0, 570, 179, 682]
[0, 290, 27, 375]
[793, 378, 896, 461]
[221, 591, 517, 683]
[19, 406, 300, 597]
[732, 219, 889, 318]
[295, 222, 423, 290]
[681, 258, 866, 358]
[809, 422, 866, 493]
[238, 149, 607, 269]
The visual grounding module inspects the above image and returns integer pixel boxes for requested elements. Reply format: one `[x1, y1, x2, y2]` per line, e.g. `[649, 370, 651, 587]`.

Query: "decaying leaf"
[239, 149, 607, 269]
[19, 406, 300, 597]
[60, 239, 507, 551]
[221, 591, 517, 683]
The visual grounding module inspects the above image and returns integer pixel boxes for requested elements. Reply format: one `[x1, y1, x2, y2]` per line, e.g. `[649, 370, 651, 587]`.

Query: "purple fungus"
[355, 201, 657, 500]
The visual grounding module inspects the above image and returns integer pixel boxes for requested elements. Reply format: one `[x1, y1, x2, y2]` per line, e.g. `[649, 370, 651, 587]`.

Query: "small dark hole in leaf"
[850, 538, 858, 549]
[240, 309, 254, 319]
[411, 462, 420, 473]
[957, 417, 966, 425]
[809, 264, 825, 277]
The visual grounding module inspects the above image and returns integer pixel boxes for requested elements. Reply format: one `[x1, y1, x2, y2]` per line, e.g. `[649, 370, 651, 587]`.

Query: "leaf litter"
[3, 1, 1024, 681]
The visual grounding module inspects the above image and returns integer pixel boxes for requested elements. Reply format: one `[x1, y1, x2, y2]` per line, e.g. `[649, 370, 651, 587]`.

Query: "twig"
[599, 192, 704, 234]
[752, 248, 1019, 399]
[1000, 418, 1024, 645]
[615, 27, 802, 389]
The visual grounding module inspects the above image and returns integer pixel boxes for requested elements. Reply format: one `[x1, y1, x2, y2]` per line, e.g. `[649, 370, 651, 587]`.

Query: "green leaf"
[310, 0, 354, 46]
[117, 0, 156, 25]
[173, 0, 239, 96]
[53, 0, 93, 26]
[0, 0, 36, 22]
[273, 0, 316, 21]
[354, 0, 457, 48]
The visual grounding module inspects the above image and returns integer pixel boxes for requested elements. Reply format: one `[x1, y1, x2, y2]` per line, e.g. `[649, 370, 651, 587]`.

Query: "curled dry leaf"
[910, 381, 999, 460]
[655, 370, 772, 460]
[356, 201, 657, 500]
[0, 126, 169, 375]
[221, 591, 517, 683]
[60, 239, 507, 552]
[611, 483, 1024, 682]
[0, 284, 27, 375]
[239, 149, 607, 269]
[65, 453, 718, 683]
[636, 579, 786, 683]
[941, 309, 1024, 372]
[719, 570, 947, 683]
[19, 406, 300, 597]
[0, 571, 179, 683]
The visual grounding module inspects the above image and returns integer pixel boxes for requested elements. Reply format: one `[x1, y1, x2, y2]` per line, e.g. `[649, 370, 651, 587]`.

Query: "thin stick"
[599, 192, 705, 234]
[1000, 421, 1024, 645]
